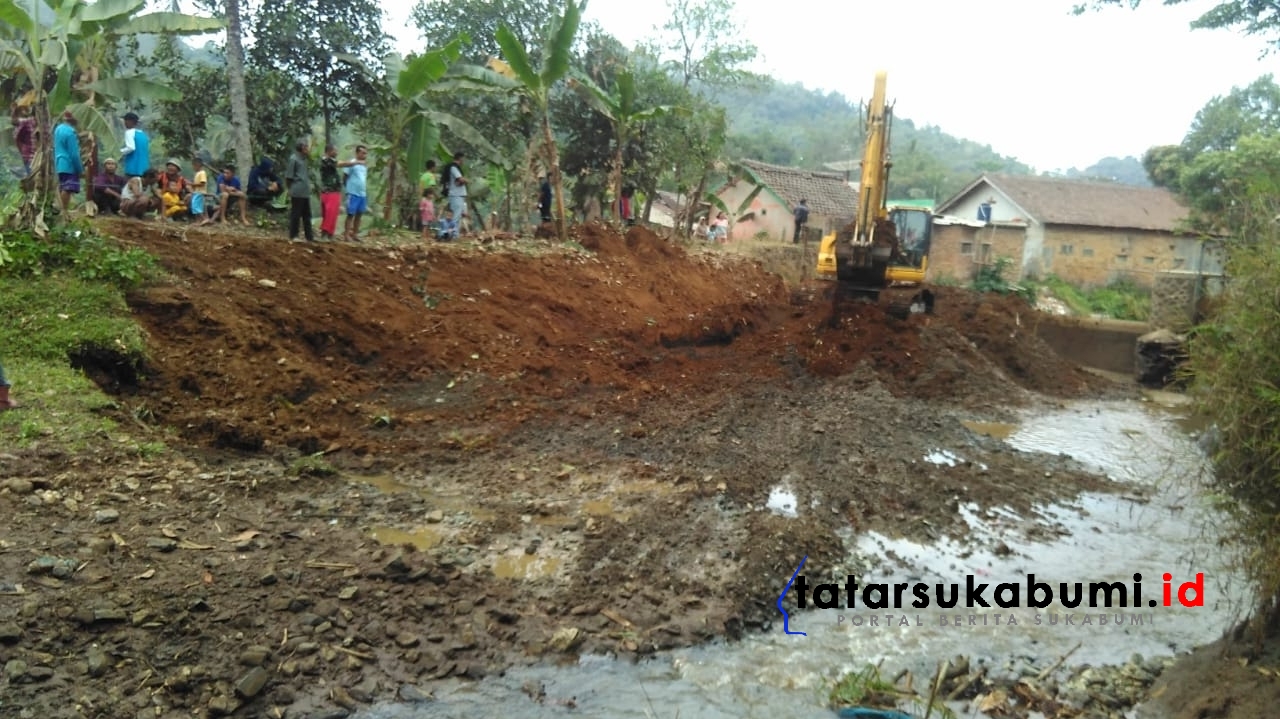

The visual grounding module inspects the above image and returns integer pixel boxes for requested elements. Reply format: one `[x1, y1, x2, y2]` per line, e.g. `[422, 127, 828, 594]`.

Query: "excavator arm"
[816, 71, 902, 298]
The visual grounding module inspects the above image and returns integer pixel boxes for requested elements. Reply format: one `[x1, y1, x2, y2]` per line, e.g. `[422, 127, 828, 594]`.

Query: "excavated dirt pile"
[0, 220, 1131, 719]
[97, 219, 1103, 455]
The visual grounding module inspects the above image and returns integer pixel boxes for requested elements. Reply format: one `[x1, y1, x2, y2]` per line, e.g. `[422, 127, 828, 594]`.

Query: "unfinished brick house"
[711, 160, 858, 243]
[930, 173, 1222, 288]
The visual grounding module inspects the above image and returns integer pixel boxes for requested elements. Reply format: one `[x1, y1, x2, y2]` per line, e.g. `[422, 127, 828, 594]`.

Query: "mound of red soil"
[96, 219, 1107, 454]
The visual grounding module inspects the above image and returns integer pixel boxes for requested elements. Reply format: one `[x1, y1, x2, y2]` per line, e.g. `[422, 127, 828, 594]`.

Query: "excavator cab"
[884, 205, 931, 285]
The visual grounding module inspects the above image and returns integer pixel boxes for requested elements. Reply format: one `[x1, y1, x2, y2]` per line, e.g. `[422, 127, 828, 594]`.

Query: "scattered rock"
[424, 509, 445, 523]
[4, 478, 34, 495]
[338, 585, 358, 600]
[0, 622, 21, 643]
[331, 686, 360, 710]
[395, 633, 421, 648]
[146, 538, 178, 552]
[4, 659, 27, 681]
[234, 666, 270, 698]
[93, 508, 120, 524]
[26, 556, 78, 578]
[399, 684, 432, 702]
[548, 626, 582, 652]
[86, 645, 110, 677]
[239, 646, 271, 666]
[207, 695, 240, 716]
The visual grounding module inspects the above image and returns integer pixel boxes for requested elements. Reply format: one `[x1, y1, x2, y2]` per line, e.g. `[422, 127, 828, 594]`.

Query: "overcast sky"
[386, 0, 1279, 172]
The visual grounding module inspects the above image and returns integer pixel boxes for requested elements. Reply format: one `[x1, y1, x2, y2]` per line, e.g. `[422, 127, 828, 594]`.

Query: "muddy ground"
[0, 220, 1144, 718]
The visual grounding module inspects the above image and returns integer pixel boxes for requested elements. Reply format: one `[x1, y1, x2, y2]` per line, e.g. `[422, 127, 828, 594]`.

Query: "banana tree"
[337, 37, 508, 224]
[494, 0, 584, 242]
[0, 0, 222, 233]
[570, 66, 685, 227]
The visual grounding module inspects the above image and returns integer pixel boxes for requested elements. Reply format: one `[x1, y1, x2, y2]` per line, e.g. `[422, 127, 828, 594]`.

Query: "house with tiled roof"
[930, 173, 1223, 288]
[711, 159, 859, 243]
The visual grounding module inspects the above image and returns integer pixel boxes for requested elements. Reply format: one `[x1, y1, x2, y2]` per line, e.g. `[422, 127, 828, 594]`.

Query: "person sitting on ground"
[436, 207, 458, 241]
[92, 158, 126, 215]
[695, 216, 710, 241]
[120, 169, 162, 219]
[709, 211, 729, 243]
[247, 157, 283, 207]
[420, 187, 437, 241]
[159, 159, 190, 219]
[213, 164, 248, 225]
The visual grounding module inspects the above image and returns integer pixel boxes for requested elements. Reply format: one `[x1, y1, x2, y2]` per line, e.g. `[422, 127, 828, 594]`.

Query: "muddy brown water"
[357, 396, 1243, 718]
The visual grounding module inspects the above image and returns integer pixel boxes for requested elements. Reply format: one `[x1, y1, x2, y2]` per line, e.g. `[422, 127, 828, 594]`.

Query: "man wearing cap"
[120, 112, 150, 179]
[159, 159, 190, 219]
[93, 158, 126, 215]
[53, 110, 83, 216]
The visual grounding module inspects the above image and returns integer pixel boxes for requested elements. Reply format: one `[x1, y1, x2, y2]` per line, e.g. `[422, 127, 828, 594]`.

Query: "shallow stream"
[358, 396, 1244, 718]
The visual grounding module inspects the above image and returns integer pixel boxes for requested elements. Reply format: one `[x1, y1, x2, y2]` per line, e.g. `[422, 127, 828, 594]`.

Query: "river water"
[358, 396, 1245, 719]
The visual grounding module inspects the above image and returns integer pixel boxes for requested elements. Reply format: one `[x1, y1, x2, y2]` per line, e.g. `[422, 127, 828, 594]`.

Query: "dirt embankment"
[0, 220, 1133, 719]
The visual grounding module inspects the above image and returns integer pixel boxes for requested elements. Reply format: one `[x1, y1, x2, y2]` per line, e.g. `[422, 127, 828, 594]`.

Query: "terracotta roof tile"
[976, 174, 1189, 232]
[737, 159, 859, 219]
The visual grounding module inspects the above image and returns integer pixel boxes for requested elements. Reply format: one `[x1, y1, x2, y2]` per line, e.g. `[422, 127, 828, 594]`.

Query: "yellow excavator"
[816, 71, 933, 310]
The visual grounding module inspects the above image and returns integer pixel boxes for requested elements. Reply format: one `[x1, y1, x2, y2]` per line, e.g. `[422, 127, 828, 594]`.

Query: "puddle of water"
[923, 449, 962, 467]
[354, 474, 497, 521]
[766, 487, 798, 517]
[370, 526, 444, 551]
[961, 420, 1018, 440]
[360, 401, 1242, 719]
[492, 553, 563, 580]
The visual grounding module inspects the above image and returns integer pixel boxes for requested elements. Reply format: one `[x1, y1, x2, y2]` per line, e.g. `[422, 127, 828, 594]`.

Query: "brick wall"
[927, 224, 1027, 283]
[1041, 227, 1190, 288]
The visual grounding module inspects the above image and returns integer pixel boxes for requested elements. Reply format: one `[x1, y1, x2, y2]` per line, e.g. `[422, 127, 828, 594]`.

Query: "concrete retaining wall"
[1033, 315, 1150, 375]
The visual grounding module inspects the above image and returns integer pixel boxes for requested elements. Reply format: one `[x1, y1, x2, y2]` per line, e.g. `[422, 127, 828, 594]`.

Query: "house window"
[1115, 255, 1128, 264]
[960, 242, 974, 256]
[1082, 248, 1094, 257]
[980, 243, 992, 262]
[1143, 256, 1155, 265]
[1060, 244, 1074, 255]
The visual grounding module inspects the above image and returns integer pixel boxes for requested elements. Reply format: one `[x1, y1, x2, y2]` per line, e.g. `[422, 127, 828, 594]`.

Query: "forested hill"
[716, 79, 1033, 201]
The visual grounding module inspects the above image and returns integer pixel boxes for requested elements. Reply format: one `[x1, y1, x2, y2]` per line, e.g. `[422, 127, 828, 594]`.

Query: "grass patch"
[0, 223, 158, 451]
[1035, 275, 1150, 321]
[289, 452, 338, 477]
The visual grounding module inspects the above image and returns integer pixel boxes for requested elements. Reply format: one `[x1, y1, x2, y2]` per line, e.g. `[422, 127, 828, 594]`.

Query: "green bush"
[0, 221, 159, 290]
[971, 256, 1035, 304]
[1188, 221, 1280, 626]
[1036, 275, 1150, 321]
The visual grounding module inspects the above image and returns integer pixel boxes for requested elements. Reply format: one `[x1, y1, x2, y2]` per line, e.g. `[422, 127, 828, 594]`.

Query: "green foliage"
[829, 664, 956, 719]
[1037, 275, 1151, 321]
[289, 452, 338, 477]
[1186, 198, 1280, 628]
[650, 0, 762, 90]
[0, 222, 159, 291]
[971, 256, 1034, 304]
[1076, 0, 1280, 46]
[249, 0, 388, 143]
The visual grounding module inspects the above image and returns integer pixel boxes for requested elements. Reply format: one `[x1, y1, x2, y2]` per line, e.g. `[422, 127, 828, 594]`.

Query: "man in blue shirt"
[436, 208, 458, 241]
[53, 111, 83, 217]
[339, 144, 368, 242]
[120, 112, 150, 179]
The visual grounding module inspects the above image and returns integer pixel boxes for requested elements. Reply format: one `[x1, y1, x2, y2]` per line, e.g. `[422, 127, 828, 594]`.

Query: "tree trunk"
[384, 154, 398, 224]
[611, 141, 623, 226]
[542, 111, 567, 242]
[321, 90, 331, 149]
[685, 167, 709, 238]
[225, 0, 253, 177]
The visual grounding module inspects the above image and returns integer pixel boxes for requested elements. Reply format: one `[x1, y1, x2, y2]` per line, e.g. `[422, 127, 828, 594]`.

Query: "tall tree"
[572, 66, 684, 223]
[494, 0, 585, 242]
[650, 0, 761, 91]
[224, 0, 252, 179]
[250, 0, 387, 145]
[412, 0, 559, 64]
[1182, 74, 1280, 154]
[338, 40, 508, 223]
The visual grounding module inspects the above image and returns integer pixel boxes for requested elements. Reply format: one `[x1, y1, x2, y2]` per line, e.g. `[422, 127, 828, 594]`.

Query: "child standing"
[339, 144, 368, 242]
[319, 144, 341, 239]
[419, 188, 436, 240]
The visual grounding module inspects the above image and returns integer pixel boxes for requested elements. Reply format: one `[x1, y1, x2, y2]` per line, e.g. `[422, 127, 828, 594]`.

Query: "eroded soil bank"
[1, 221, 1140, 718]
